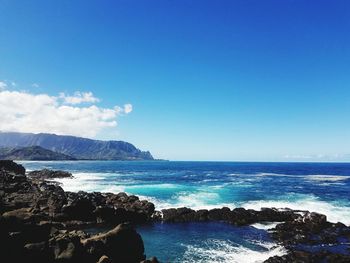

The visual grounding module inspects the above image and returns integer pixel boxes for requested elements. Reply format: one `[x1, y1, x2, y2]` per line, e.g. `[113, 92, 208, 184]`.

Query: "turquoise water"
[21, 161, 350, 262]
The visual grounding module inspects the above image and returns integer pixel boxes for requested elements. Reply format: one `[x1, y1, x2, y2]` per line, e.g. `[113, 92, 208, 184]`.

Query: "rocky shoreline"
[1, 160, 350, 262]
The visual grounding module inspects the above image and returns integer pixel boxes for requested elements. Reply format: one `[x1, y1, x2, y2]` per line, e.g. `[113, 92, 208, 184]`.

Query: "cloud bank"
[59, 91, 100, 105]
[0, 87, 132, 138]
[0, 81, 7, 90]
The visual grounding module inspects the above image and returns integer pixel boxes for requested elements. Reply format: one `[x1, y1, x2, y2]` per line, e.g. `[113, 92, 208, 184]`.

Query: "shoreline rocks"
[0, 163, 155, 225]
[0, 159, 26, 175]
[28, 169, 74, 180]
[160, 206, 300, 225]
[1, 160, 350, 262]
[0, 160, 158, 262]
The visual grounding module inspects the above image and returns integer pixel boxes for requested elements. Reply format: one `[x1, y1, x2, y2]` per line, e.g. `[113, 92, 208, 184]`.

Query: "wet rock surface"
[161, 207, 350, 262]
[0, 216, 155, 263]
[1, 163, 155, 225]
[82, 223, 146, 262]
[161, 206, 299, 225]
[28, 168, 73, 180]
[1, 160, 350, 262]
[0, 160, 158, 262]
[0, 159, 25, 175]
[264, 212, 350, 262]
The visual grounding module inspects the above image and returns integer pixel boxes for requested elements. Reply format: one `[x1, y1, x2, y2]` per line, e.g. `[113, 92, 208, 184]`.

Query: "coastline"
[1, 160, 350, 262]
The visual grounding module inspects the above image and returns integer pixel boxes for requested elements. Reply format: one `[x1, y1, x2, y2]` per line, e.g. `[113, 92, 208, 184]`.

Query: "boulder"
[257, 207, 298, 222]
[161, 207, 196, 222]
[0, 170, 41, 212]
[36, 182, 67, 216]
[49, 230, 88, 261]
[207, 207, 231, 221]
[62, 192, 95, 221]
[0, 160, 25, 175]
[82, 223, 146, 262]
[28, 169, 73, 180]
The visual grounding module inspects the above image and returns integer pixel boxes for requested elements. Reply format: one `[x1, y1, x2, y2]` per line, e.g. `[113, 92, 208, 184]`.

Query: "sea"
[20, 161, 350, 262]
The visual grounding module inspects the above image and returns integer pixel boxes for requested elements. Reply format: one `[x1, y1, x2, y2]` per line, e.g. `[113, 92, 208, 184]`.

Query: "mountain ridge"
[0, 146, 76, 160]
[0, 132, 153, 160]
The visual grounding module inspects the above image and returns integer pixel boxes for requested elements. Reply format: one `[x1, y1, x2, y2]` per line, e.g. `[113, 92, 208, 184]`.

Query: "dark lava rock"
[265, 211, 350, 262]
[256, 207, 299, 222]
[28, 169, 73, 180]
[0, 161, 161, 262]
[49, 230, 89, 261]
[1, 163, 155, 225]
[36, 182, 67, 217]
[264, 250, 350, 263]
[82, 223, 146, 262]
[0, 160, 25, 175]
[161, 206, 350, 261]
[160, 207, 298, 226]
[1, 214, 154, 263]
[161, 207, 196, 222]
[271, 212, 333, 245]
[62, 192, 96, 221]
[0, 169, 41, 213]
[3, 161, 350, 262]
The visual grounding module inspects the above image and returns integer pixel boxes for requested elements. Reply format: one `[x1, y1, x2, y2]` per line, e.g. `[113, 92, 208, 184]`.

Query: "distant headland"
[0, 132, 154, 161]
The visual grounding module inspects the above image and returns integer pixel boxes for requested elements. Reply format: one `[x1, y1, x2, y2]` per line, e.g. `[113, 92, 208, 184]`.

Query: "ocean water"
[20, 161, 350, 262]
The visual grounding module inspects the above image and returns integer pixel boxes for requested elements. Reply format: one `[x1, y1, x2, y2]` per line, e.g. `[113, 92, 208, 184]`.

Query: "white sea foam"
[256, 173, 292, 177]
[55, 179, 126, 193]
[177, 192, 222, 209]
[316, 182, 346, 186]
[251, 222, 279, 230]
[55, 171, 175, 201]
[255, 172, 350, 184]
[173, 192, 235, 211]
[136, 195, 175, 210]
[242, 195, 350, 225]
[53, 172, 350, 226]
[228, 172, 350, 184]
[181, 239, 286, 263]
[305, 174, 350, 182]
[53, 172, 122, 192]
[136, 191, 235, 211]
[67, 172, 110, 181]
[164, 192, 350, 225]
[126, 183, 180, 190]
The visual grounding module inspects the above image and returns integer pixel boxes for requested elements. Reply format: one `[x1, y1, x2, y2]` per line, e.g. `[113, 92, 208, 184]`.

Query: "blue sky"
[0, 0, 350, 161]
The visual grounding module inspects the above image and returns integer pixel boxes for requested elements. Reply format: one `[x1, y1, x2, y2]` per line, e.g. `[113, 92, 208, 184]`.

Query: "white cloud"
[31, 83, 39, 88]
[0, 81, 7, 90]
[59, 91, 100, 105]
[114, 104, 133, 115]
[124, 103, 133, 114]
[0, 90, 132, 138]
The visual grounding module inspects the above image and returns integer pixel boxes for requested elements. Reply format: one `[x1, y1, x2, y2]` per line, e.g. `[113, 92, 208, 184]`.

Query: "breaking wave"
[181, 239, 286, 263]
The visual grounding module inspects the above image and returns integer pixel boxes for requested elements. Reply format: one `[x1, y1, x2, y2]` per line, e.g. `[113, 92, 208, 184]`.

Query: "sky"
[0, 0, 350, 161]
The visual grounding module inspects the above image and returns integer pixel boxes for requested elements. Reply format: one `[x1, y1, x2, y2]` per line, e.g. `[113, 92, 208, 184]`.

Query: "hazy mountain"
[0, 132, 154, 160]
[0, 146, 75, 160]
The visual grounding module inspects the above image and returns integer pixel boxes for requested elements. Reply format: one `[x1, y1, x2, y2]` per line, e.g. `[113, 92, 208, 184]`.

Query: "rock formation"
[0, 132, 154, 160]
[0, 160, 157, 263]
[1, 160, 350, 262]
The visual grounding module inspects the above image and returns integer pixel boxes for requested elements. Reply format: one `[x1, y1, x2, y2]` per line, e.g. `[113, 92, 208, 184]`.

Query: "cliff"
[0, 132, 153, 160]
